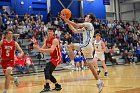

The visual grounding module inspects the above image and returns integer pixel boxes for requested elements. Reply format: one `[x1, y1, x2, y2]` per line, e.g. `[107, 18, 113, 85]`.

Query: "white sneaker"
[3, 90, 7, 93]
[97, 80, 104, 93]
[14, 77, 20, 87]
[76, 68, 78, 71]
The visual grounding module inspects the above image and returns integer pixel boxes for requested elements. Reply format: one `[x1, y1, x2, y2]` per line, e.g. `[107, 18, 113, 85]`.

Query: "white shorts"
[74, 43, 93, 59]
[94, 52, 105, 61]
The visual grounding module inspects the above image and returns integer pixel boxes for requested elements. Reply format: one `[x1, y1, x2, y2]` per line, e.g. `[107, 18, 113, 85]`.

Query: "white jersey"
[94, 40, 103, 52]
[74, 22, 94, 59]
[81, 22, 94, 46]
[94, 40, 105, 61]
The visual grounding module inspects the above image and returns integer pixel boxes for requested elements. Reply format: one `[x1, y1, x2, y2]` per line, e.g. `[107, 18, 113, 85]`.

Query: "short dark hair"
[88, 14, 96, 22]
[48, 27, 55, 32]
[4, 28, 13, 35]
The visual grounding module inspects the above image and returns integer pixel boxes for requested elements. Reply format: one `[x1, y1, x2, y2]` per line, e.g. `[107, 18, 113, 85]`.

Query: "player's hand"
[33, 43, 40, 51]
[60, 14, 67, 21]
[17, 53, 22, 58]
[31, 37, 38, 44]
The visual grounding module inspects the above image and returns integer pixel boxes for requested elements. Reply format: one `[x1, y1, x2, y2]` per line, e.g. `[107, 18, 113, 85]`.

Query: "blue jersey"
[74, 55, 81, 62]
[65, 55, 71, 62]
[80, 55, 86, 62]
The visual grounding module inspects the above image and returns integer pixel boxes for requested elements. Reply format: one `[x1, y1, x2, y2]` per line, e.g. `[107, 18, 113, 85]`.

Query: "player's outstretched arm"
[34, 39, 59, 54]
[68, 24, 84, 33]
[61, 14, 85, 28]
[15, 42, 24, 57]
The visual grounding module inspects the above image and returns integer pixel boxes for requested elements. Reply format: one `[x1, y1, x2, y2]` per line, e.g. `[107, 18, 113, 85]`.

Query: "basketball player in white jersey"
[93, 33, 108, 76]
[61, 14, 104, 93]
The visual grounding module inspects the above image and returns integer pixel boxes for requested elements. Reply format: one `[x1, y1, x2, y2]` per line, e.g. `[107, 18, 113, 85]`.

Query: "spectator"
[122, 50, 130, 65]
[15, 55, 26, 74]
[24, 53, 37, 73]
[78, 51, 85, 69]
[62, 47, 71, 65]
[74, 50, 81, 71]
[104, 42, 118, 65]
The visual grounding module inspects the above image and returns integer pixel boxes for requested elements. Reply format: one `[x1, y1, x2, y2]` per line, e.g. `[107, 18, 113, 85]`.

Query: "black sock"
[55, 83, 59, 86]
[45, 83, 49, 87]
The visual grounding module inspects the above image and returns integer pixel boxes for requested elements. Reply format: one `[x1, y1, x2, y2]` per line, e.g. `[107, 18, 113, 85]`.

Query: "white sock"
[97, 68, 100, 71]
[97, 79, 101, 83]
[14, 76, 18, 81]
[3, 89, 7, 92]
[105, 70, 108, 72]
[71, 60, 74, 66]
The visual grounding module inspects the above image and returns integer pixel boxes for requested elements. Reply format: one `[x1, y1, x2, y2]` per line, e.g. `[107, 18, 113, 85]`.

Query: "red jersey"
[24, 56, 33, 65]
[1, 39, 15, 60]
[46, 37, 62, 67]
[1, 39, 15, 72]
[15, 57, 25, 67]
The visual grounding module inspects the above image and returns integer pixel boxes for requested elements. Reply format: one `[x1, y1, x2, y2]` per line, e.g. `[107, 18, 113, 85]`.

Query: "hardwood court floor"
[0, 65, 140, 93]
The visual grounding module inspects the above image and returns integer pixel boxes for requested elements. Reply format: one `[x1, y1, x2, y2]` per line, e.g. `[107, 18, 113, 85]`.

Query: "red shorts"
[1, 60, 15, 73]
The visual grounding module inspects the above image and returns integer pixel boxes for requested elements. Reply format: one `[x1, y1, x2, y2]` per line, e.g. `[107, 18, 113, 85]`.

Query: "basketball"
[61, 9, 71, 19]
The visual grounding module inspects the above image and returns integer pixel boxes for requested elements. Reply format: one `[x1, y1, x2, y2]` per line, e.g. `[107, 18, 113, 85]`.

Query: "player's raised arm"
[61, 14, 85, 28]
[68, 23, 85, 33]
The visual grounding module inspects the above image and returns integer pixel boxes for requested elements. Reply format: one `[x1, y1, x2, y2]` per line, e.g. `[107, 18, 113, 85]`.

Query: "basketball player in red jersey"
[33, 27, 62, 93]
[0, 28, 24, 93]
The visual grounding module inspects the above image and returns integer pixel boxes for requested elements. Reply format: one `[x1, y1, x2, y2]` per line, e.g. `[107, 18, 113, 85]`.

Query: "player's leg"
[3, 67, 18, 93]
[49, 63, 61, 91]
[86, 58, 104, 93]
[40, 62, 52, 92]
[2, 62, 19, 93]
[100, 54, 108, 76]
[87, 58, 99, 80]
[101, 60, 108, 76]
[3, 67, 12, 93]
[82, 44, 104, 93]
[93, 57, 101, 75]
[41, 62, 61, 93]
[67, 44, 80, 60]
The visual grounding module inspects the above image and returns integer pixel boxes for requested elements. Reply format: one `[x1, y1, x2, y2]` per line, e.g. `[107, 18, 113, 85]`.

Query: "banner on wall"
[103, 0, 110, 5]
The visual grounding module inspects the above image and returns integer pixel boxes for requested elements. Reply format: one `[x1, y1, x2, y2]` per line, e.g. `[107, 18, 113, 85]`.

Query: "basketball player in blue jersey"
[61, 14, 104, 93]
[93, 33, 108, 76]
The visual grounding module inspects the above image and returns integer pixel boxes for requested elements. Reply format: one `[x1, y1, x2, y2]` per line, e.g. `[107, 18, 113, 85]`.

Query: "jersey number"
[6, 50, 10, 56]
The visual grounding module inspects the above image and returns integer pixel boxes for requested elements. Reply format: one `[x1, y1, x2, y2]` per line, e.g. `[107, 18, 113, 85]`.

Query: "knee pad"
[44, 68, 50, 80]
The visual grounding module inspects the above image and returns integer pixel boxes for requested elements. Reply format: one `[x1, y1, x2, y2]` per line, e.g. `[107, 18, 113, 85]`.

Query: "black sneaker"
[40, 85, 51, 93]
[97, 70, 101, 75]
[53, 84, 62, 91]
[104, 72, 108, 76]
